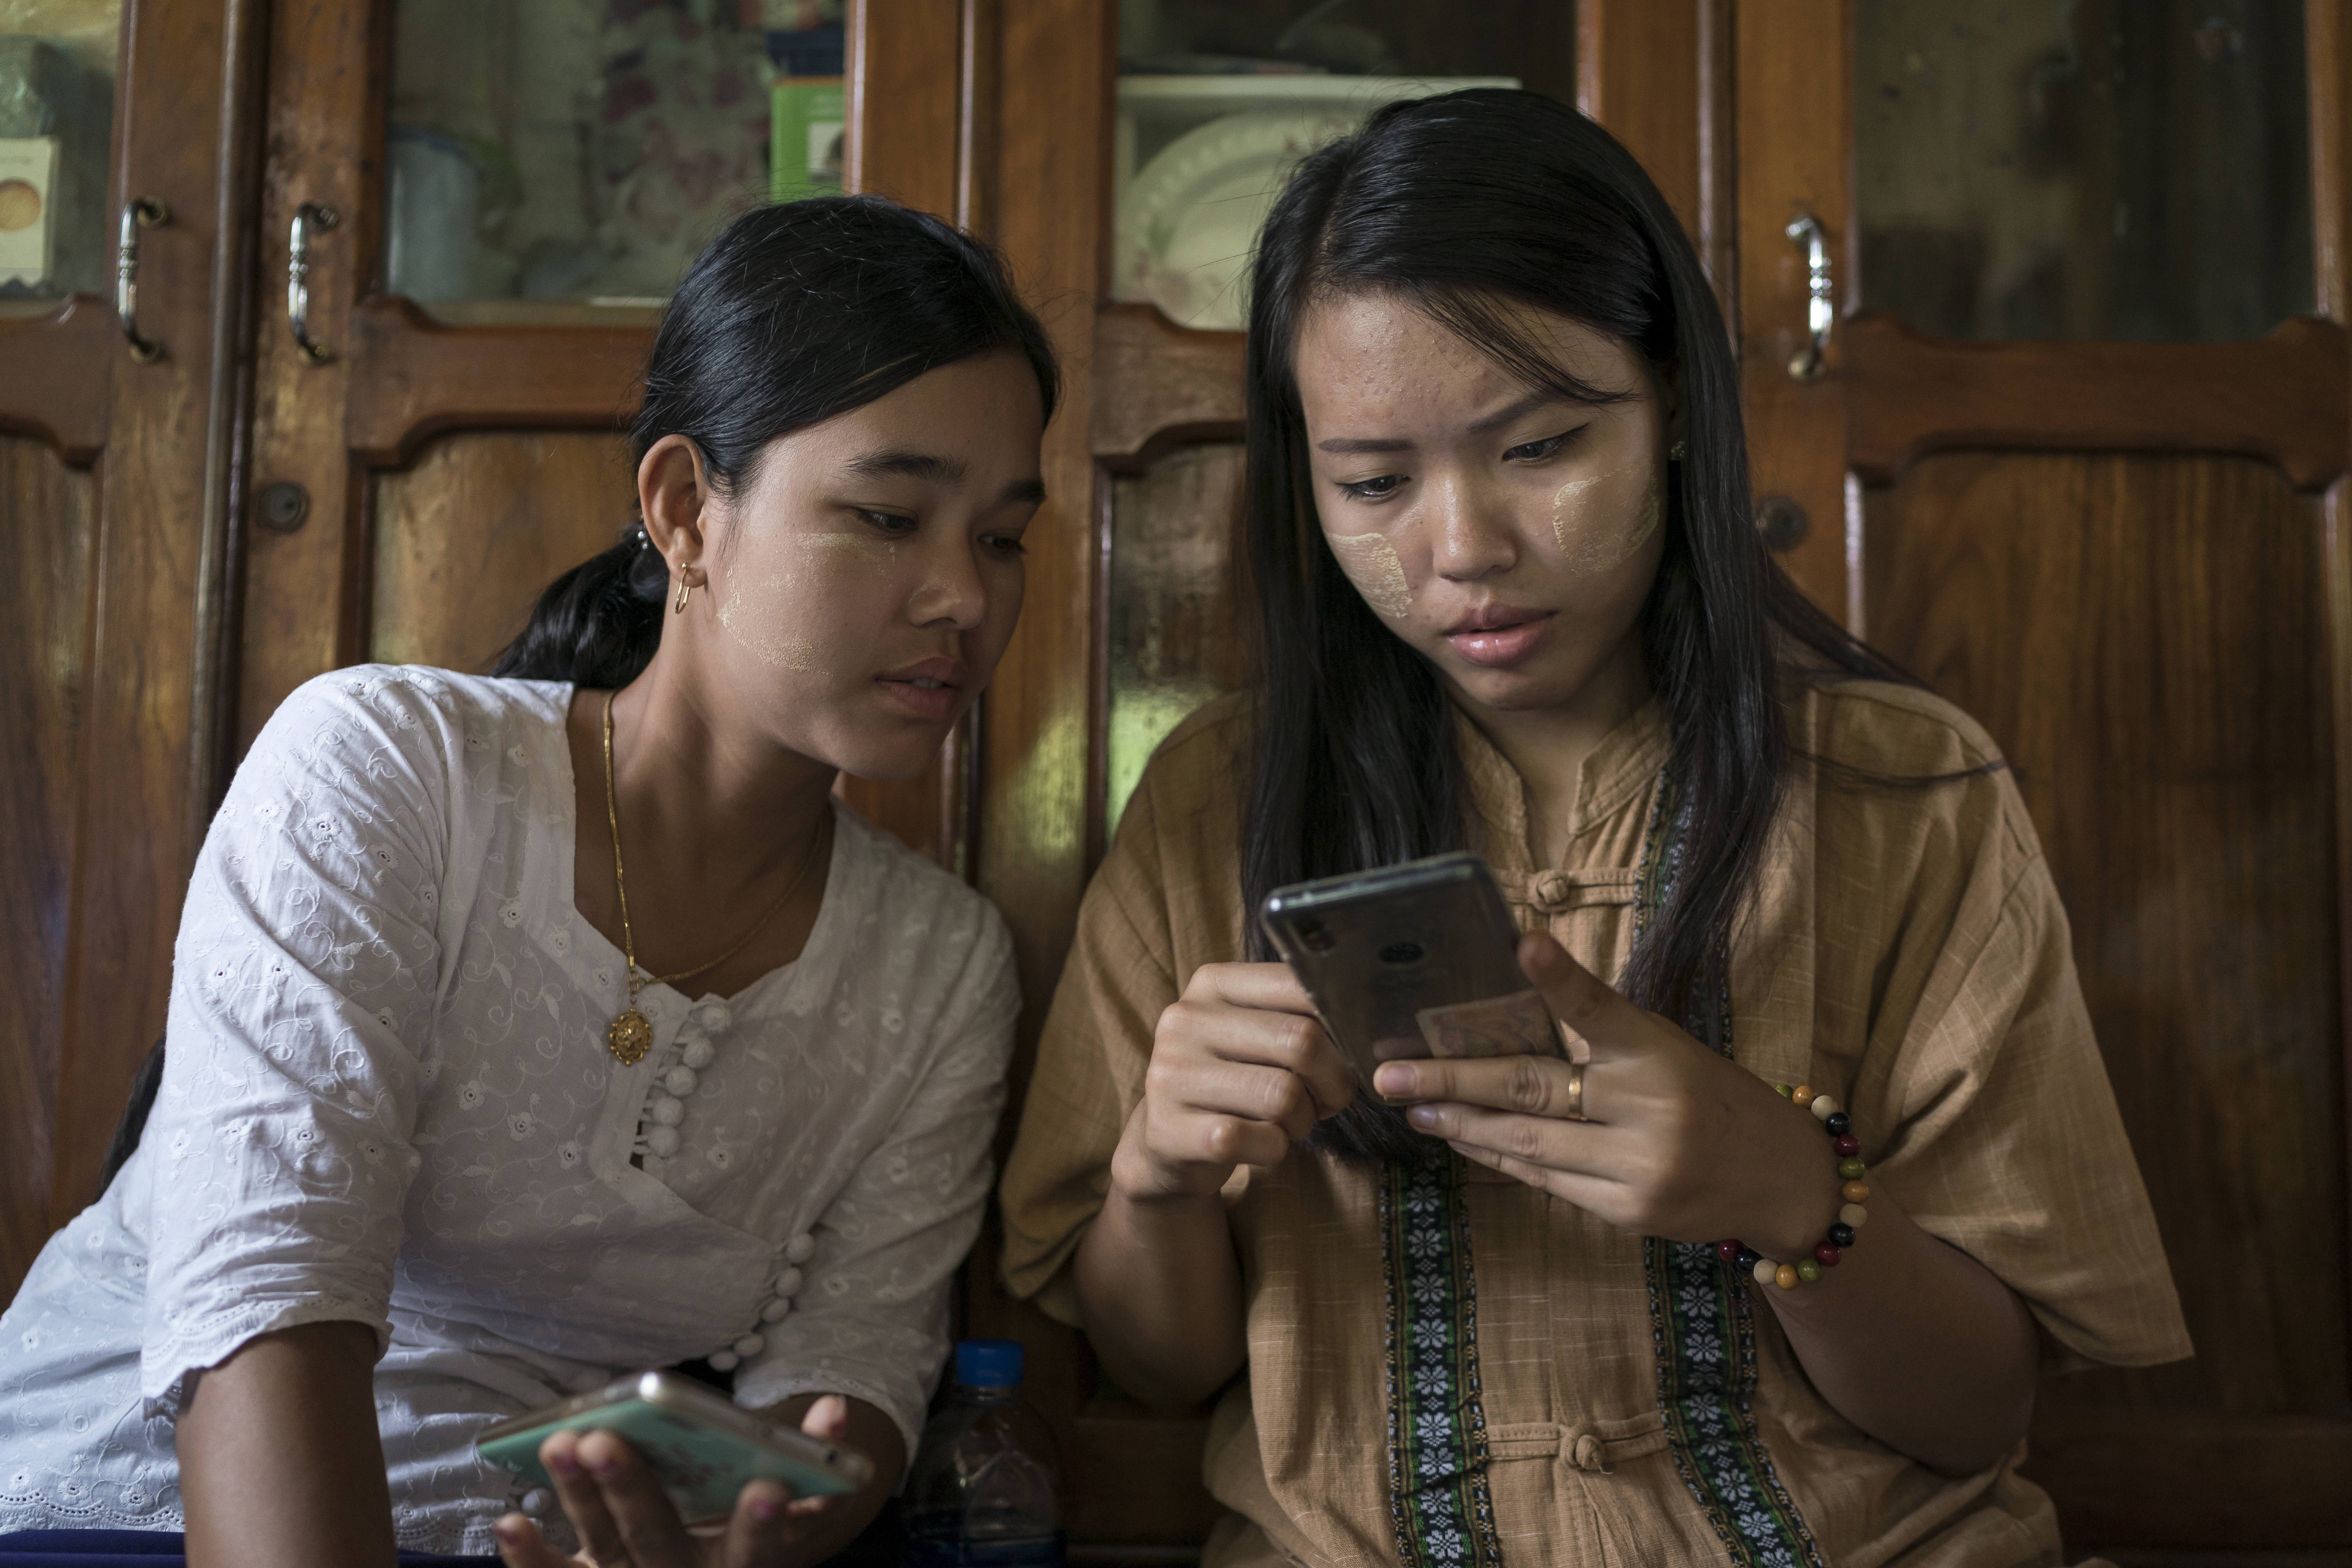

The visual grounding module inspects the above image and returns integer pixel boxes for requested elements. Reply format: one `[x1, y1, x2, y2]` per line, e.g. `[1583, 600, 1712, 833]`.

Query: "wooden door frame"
[39, 0, 276, 1235]
[1731, 0, 2352, 1546]
[2308, 12, 2352, 1421]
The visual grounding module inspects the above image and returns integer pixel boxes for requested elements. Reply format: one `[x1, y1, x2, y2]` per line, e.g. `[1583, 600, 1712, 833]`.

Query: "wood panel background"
[0, 440, 95, 1301]
[369, 432, 637, 675]
[1866, 451, 2351, 1545]
[1102, 443, 1249, 836]
[44, 0, 266, 1250]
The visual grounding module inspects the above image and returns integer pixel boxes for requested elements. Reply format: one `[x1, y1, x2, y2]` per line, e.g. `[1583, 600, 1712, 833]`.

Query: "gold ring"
[1564, 1059, 1588, 1122]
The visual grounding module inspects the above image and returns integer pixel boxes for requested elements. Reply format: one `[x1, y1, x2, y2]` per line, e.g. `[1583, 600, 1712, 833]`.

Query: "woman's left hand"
[1372, 931, 1835, 1263]
[493, 1393, 852, 1568]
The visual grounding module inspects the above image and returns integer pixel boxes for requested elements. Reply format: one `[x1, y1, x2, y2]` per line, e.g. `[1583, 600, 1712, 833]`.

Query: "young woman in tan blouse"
[1001, 91, 2188, 1568]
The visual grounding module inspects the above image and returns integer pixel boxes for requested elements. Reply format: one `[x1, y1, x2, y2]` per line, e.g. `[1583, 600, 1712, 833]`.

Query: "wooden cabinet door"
[1736, 0, 2352, 1548]
[0, 0, 263, 1296]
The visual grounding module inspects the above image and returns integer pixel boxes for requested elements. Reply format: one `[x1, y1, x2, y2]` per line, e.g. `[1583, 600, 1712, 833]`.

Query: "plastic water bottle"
[901, 1339, 1064, 1567]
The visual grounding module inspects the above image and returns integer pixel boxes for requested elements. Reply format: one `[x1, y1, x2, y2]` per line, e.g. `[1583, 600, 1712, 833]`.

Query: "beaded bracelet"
[1713, 1083, 1869, 1291]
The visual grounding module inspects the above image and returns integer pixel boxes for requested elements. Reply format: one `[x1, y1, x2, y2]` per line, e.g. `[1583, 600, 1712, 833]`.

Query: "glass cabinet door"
[3, 0, 267, 1285]
[1856, 0, 2312, 340]
[1112, 0, 1570, 330]
[385, 0, 843, 315]
[0, 0, 116, 302]
[0, 0, 123, 1303]
[1745, 2, 2352, 1548]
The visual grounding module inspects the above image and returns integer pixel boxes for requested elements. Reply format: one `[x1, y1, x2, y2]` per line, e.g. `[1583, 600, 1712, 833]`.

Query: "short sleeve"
[138, 673, 454, 1413]
[735, 905, 1019, 1463]
[1863, 845, 2194, 1372]
[998, 773, 1181, 1328]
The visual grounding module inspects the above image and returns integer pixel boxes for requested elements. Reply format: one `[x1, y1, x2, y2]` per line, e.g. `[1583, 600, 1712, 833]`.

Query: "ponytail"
[489, 195, 1057, 687]
[490, 526, 670, 686]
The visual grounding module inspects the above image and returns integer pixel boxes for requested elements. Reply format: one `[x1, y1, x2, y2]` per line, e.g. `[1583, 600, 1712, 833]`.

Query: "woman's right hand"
[1111, 961, 1357, 1202]
[494, 1395, 854, 1568]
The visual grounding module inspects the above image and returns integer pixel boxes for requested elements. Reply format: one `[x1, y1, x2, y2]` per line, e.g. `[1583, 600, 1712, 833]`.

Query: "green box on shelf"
[771, 79, 844, 204]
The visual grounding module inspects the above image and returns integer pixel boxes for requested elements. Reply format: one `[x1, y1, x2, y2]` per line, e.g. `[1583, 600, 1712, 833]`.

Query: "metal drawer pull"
[116, 198, 168, 363]
[289, 201, 339, 364]
[1785, 212, 1830, 382]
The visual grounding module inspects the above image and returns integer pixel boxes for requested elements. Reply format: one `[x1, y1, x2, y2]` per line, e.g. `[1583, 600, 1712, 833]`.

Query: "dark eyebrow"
[1465, 390, 1570, 435]
[1002, 478, 1047, 505]
[1316, 435, 1414, 456]
[1315, 391, 1577, 456]
[844, 448, 967, 485]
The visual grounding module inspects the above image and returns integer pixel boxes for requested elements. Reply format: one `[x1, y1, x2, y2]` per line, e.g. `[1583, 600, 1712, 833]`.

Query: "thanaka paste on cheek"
[1327, 531, 1413, 619]
[807, 533, 898, 573]
[715, 582, 822, 671]
[712, 534, 897, 672]
[1550, 457, 1664, 573]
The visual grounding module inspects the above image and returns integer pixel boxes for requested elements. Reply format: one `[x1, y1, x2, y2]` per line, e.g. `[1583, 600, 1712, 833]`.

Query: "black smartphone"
[1261, 851, 1562, 1089]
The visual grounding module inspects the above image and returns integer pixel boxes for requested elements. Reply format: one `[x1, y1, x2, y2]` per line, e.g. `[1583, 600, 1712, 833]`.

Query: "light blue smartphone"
[476, 1370, 872, 1526]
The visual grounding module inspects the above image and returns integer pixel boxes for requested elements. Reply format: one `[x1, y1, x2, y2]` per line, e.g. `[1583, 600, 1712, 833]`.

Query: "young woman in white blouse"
[0, 197, 1055, 1568]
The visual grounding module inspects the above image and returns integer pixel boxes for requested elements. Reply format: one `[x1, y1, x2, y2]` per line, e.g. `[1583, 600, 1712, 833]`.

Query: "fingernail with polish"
[546, 1448, 581, 1479]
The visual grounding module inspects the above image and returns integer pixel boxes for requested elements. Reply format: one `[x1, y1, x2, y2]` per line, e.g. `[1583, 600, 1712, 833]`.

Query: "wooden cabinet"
[1742, 3, 2352, 1547]
[5, 0, 2350, 1557]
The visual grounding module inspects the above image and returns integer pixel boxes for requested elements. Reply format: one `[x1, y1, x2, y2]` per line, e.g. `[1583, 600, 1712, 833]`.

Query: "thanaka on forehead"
[842, 446, 1047, 506]
[1311, 388, 1630, 457]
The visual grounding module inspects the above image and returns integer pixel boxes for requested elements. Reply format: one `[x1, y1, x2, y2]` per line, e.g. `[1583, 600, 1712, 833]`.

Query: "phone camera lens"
[1378, 941, 1425, 965]
[1296, 917, 1336, 955]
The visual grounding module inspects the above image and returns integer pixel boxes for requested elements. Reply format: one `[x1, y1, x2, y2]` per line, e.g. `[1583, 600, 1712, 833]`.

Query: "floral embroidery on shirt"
[1378, 1152, 1502, 1568]
[1635, 768, 1825, 1568]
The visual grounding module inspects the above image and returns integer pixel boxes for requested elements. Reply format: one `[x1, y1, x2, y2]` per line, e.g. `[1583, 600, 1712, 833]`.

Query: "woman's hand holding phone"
[492, 1394, 853, 1568]
[1378, 929, 2044, 1473]
[1112, 962, 1359, 1202]
[1371, 931, 1833, 1265]
[1078, 962, 1355, 1409]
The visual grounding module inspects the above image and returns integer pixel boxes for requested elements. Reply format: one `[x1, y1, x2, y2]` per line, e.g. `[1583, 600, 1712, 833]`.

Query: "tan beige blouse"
[1001, 679, 2190, 1568]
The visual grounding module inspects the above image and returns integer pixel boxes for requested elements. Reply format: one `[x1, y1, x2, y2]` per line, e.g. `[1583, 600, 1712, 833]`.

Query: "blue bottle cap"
[955, 1338, 1025, 1388]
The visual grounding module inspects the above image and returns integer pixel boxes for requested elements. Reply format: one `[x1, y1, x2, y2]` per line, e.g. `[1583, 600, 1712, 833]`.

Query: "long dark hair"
[492, 196, 1060, 687]
[1241, 91, 1913, 1161]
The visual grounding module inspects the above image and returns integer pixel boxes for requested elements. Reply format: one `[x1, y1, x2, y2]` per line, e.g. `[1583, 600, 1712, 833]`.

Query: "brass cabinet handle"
[115, 198, 168, 363]
[1785, 212, 1831, 382]
[288, 201, 340, 364]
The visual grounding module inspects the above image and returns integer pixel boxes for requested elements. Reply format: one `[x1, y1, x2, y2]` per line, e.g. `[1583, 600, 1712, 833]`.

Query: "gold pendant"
[607, 1007, 655, 1066]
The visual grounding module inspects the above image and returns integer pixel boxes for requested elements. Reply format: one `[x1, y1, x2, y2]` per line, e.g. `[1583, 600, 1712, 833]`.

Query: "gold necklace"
[601, 692, 828, 1065]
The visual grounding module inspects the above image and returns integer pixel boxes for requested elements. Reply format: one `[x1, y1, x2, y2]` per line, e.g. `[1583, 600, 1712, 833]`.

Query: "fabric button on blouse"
[1528, 870, 1576, 914]
[703, 1232, 814, 1368]
[632, 1004, 734, 1165]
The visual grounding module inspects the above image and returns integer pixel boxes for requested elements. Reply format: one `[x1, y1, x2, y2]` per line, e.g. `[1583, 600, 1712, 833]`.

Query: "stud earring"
[1669, 439, 1688, 461]
[673, 573, 693, 614]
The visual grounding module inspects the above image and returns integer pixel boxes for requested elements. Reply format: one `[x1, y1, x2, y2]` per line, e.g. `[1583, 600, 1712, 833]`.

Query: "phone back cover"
[1263, 853, 1557, 1083]
[477, 1399, 858, 1525]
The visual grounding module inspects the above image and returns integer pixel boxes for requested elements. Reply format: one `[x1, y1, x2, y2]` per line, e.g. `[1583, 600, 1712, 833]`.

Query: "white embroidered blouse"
[0, 667, 1018, 1556]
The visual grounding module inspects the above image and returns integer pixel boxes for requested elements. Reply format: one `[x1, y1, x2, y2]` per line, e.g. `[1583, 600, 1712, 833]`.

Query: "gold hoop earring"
[673, 575, 692, 614]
